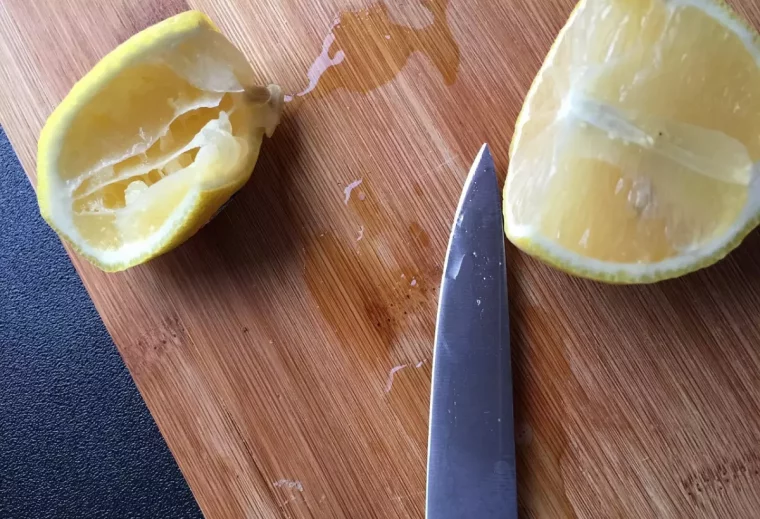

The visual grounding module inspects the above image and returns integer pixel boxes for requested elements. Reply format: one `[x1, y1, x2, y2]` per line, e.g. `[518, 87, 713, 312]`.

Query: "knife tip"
[476, 142, 494, 164]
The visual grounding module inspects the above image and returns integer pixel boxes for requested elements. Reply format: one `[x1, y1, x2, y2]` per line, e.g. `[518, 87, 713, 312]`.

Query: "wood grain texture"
[2, 0, 760, 517]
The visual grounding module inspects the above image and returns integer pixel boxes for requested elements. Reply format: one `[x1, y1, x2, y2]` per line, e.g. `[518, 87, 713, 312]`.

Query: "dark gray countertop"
[0, 128, 203, 519]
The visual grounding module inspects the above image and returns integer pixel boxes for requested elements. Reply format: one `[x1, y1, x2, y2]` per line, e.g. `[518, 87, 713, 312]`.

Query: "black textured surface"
[0, 129, 203, 519]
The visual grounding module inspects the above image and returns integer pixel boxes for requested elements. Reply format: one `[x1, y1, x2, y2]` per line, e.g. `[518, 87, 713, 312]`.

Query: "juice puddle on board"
[287, 0, 460, 101]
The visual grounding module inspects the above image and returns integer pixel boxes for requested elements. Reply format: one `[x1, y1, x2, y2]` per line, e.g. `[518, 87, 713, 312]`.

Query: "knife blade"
[426, 144, 517, 518]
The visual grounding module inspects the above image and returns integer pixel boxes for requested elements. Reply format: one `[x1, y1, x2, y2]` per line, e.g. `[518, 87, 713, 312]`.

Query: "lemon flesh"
[505, 0, 760, 283]
[37, 11, 283, 271]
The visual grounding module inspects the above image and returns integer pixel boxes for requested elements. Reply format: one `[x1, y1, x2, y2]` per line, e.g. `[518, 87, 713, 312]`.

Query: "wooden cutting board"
[3, 0, 760, 517]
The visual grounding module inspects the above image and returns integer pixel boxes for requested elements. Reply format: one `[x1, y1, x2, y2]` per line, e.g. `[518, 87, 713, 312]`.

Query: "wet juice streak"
[287, 0, 459, 101]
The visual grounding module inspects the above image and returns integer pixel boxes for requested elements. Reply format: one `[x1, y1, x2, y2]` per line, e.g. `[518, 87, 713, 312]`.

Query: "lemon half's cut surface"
[37, 10, 284, 272]
[504, 0, 760, 283]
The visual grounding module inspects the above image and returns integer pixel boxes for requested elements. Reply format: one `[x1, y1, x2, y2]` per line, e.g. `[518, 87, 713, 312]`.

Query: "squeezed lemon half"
[505, 0, 760, 283]
[37, 11, 283, 271]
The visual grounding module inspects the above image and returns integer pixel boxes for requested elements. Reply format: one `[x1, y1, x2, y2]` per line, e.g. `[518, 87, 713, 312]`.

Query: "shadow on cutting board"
[150, 109, 305, 287]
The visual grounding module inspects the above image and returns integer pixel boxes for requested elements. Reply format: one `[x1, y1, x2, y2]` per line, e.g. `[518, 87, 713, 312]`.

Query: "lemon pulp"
[505, 0, 760, 282]
[37, 11, 283, 271]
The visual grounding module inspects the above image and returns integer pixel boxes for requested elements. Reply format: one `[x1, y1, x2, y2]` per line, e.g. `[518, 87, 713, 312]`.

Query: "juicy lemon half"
[37, 10, 283, 271]
[505, 0, 760, 283]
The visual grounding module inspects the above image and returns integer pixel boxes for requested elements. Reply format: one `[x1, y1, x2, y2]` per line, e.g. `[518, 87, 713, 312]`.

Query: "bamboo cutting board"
[3, 0, 760, 517]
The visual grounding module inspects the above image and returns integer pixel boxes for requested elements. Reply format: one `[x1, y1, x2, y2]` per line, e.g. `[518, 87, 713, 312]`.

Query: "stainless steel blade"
[426, 144, 517, 518]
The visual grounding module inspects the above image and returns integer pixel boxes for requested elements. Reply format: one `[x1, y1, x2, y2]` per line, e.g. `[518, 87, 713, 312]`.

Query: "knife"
[426, 144, 517, 518]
